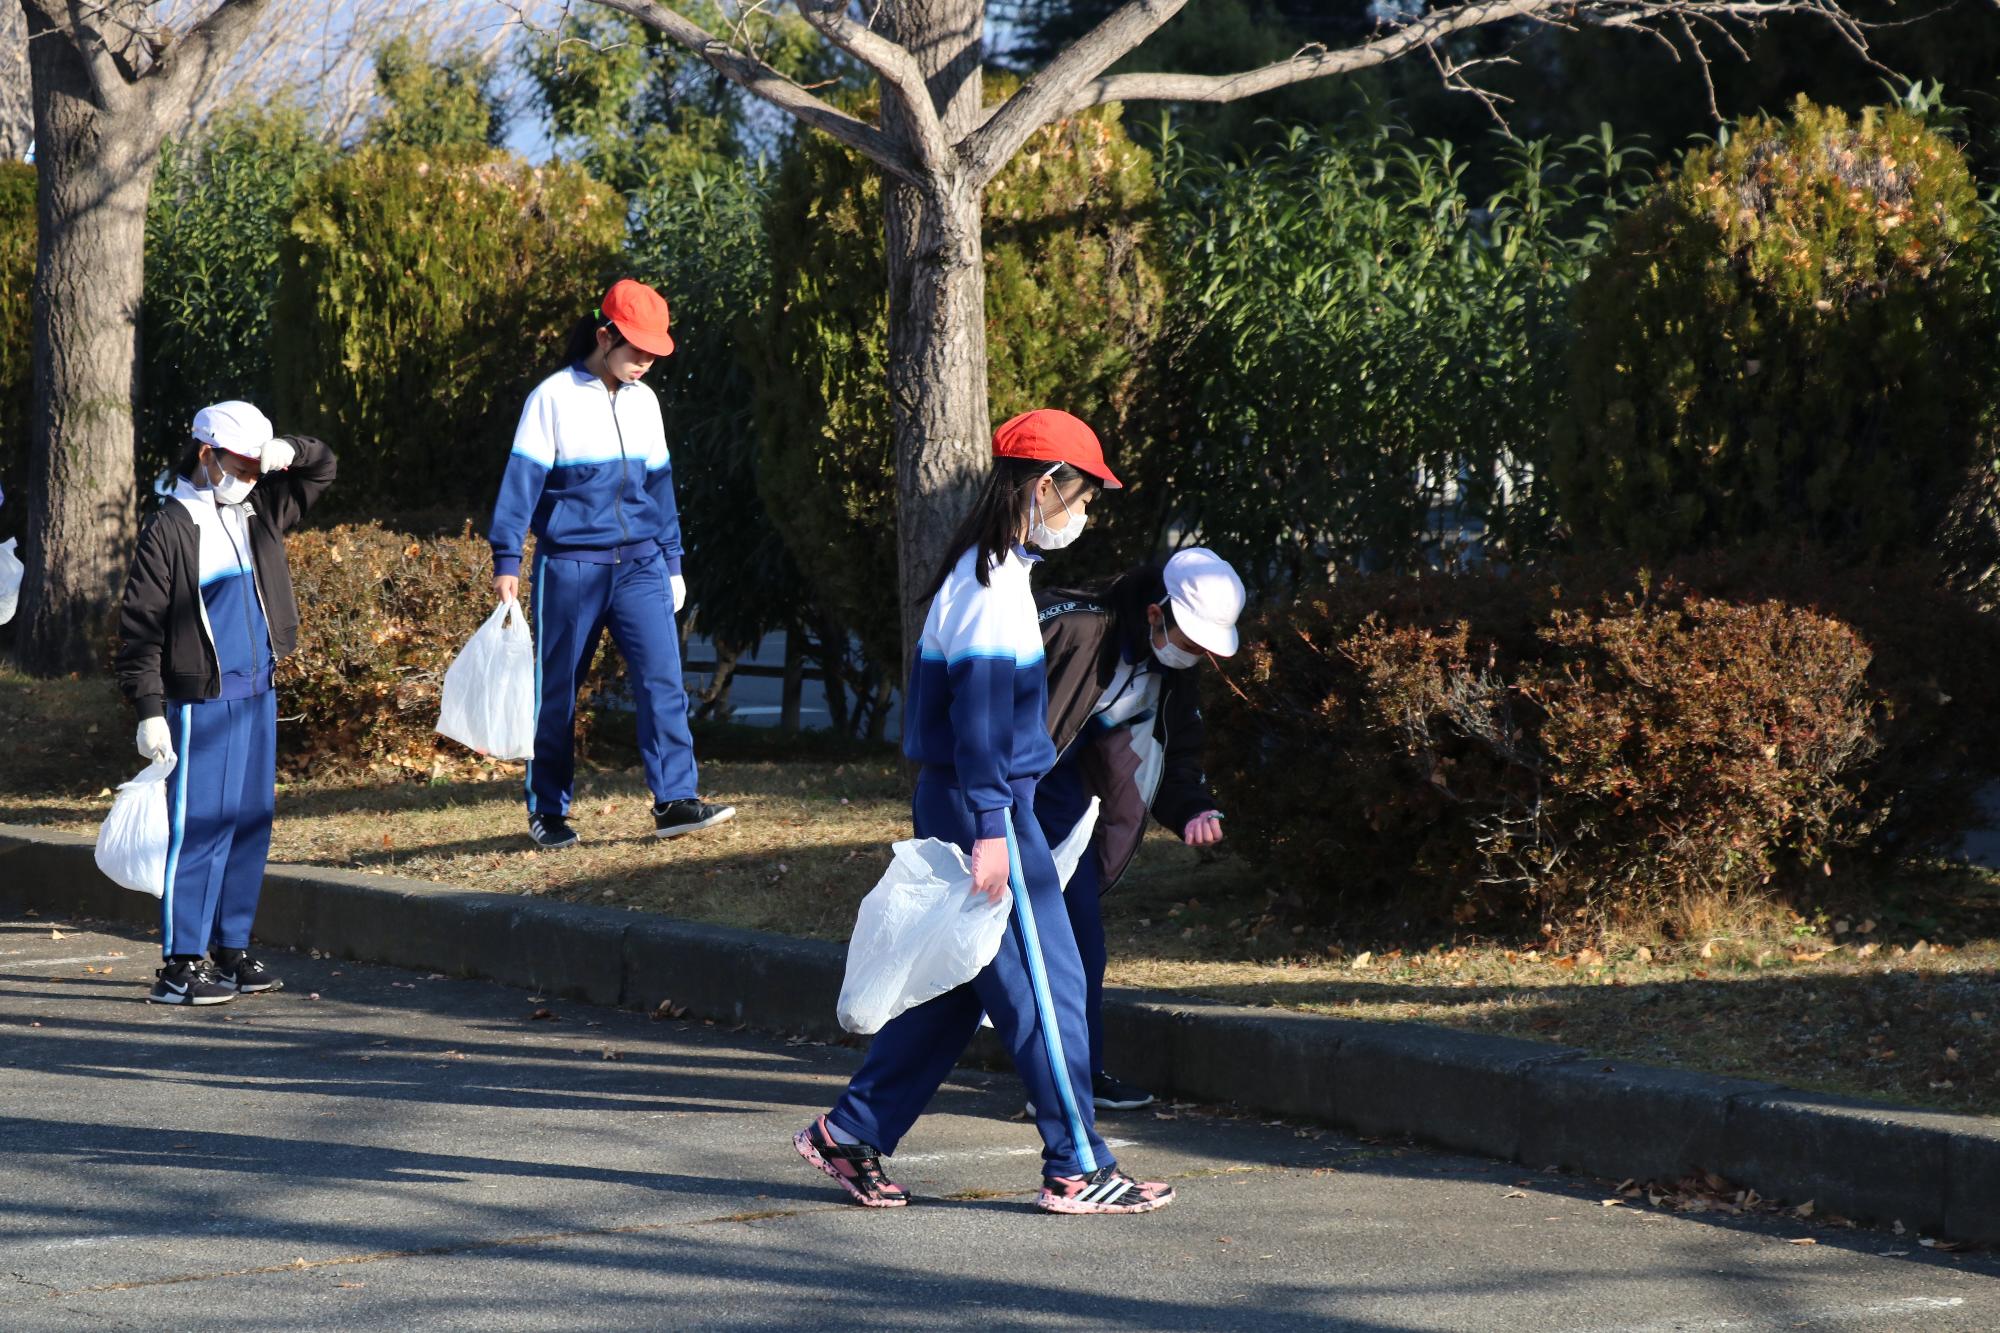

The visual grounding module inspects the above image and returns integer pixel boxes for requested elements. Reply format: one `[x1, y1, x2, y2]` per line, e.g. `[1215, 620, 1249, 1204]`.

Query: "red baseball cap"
[991, 409, 1123, 489]
[601, 278, 675, 357]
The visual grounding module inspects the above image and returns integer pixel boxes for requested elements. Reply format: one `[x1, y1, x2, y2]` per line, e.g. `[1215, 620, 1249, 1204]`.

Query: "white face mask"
[207, 458, 256, 505]
[1151, 617, 1203, 670]
[1029, 487, 1086, 551]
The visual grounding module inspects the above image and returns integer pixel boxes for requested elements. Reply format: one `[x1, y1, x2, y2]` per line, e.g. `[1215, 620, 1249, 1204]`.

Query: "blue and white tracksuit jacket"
[159, 479, 277, 959]
[488, 365, 697, 814]
[830, 546, 1113, 1178]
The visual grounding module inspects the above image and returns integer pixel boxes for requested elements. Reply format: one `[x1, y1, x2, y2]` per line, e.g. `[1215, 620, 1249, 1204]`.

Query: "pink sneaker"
[1037, 1165, 1176, 1215]
[793, 1116, 910, 1208]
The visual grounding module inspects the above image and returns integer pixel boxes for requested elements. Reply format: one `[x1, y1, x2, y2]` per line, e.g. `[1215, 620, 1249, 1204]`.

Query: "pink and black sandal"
[793, 1115, 910, 1208]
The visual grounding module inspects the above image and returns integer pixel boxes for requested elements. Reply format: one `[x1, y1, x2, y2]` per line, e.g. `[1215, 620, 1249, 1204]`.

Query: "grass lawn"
[7, 670, 1997, 1120]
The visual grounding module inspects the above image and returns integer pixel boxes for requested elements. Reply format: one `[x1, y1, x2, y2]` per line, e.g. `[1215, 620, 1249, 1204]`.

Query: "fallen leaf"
[1349, 951, 1374, 970]
[1787, 1237, 1817, 1246]
[1793, 1200, 1816, 1219]
[49, 929, 65, 941]
[529, 1008, 557, 1021]
[1503, 1189, 1528, 1200]
[1600, 1199, 1623, 1208]
[601, 1047, 621, 1061]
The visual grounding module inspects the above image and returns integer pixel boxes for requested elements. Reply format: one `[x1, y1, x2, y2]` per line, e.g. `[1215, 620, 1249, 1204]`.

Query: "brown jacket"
[1037, 565, 1217, 890]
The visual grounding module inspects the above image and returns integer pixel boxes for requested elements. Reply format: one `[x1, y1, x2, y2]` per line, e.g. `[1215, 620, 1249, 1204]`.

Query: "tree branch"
[962, 0, 1188, 185]
[148, 0, 273, 126]
[60, 0, 137, 110]
[1066, 0, 1552, 110]
[587, 0, 922, 184]
[794, 0, 951, 177]
[1059, 0, 1865, 113]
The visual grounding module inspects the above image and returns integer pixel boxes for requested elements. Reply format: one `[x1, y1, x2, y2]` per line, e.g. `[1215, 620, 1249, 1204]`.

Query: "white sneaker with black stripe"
[1037, 1164, 1176, 1215]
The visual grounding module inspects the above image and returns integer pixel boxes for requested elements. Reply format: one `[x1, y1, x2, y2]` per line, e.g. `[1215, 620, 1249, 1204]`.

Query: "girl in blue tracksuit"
[114, 401, 337, 1005]
[487, 278, 734, 848]
[793, 409, 1177, 1216]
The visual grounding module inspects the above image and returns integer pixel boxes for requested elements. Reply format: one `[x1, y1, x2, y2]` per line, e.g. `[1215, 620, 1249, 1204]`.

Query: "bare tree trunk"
[884, 0, 990, 670]
[18, 12, 155, 674]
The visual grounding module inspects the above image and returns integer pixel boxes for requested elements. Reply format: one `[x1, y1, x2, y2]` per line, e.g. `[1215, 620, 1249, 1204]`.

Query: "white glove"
[671, 573, 687, 614]
[136, 717, 175, 765]
[260, 437, 296, 473]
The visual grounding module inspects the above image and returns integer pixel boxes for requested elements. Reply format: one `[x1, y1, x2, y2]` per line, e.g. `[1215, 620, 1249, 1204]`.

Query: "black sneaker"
[1094, 1071, 1155, 1111]
[652, 798, 736, 839]
[211, 948, 283, 994]
[1026, 1072, 1156, 1119]
[148, 957, 236, 1006]
[528, 813, 579, 849]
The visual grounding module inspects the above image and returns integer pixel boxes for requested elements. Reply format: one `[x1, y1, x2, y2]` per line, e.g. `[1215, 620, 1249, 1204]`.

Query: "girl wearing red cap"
[488, 278, 734, 848]
[794, 409, 1177, 1215]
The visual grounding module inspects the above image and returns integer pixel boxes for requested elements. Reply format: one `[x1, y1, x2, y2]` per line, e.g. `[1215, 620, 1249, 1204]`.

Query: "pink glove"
[1182, 811, 1224, 847]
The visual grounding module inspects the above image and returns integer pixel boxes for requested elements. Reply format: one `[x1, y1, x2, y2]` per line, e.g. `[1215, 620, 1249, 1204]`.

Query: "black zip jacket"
[1037, 563, 1218, 890]
[115, 437, 337, 721]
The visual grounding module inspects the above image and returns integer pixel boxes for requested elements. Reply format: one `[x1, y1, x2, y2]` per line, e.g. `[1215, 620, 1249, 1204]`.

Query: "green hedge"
[0, 160, 33, 512]
[271, 146, 625, 513]
[753, 93, 1164, 674]
[1554, 98, 2000, 563]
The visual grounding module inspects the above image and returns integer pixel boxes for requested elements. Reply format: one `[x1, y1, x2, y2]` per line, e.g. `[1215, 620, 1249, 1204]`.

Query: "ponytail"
[154, 441, 206, 497]
[562, 313, 626, 369]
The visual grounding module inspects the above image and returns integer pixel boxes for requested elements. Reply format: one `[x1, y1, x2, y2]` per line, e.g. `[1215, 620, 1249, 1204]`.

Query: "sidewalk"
[6, 915, 1998, 1331]
[5, 820, 1998, 1247]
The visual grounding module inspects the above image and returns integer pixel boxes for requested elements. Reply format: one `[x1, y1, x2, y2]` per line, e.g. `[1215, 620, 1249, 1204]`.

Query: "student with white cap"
[488, 278, 734, 849]
[114, 402, 337, 1005]
[1032, 547, 1247, 1111]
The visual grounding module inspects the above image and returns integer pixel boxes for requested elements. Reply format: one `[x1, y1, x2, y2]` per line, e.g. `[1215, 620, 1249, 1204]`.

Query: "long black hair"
[923, 458, 1099, 600]
[563, 313, 626, 369]
[153, 440, 210, 497]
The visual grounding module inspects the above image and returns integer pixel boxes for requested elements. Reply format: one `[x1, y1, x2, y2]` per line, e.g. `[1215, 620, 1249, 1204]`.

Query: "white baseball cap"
[1163, 547, 1245, 658]
[191, 400, 274, 461]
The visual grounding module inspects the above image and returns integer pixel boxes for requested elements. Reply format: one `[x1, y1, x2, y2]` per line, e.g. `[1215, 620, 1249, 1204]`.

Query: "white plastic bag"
[0, 537, 21, 626]
[839, 799, 1102, 1036]
[437, 600, 536, 760]
[93, 758, 175, 897]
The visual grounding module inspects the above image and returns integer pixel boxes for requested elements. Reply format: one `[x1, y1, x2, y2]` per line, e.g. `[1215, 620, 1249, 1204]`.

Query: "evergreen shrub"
[271, 147, 624, 514]
[1554, 98, 2000, 563]
[0, 160, 34, 509]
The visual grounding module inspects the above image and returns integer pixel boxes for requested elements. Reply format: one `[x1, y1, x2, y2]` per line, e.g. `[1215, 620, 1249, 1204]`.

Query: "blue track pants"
[1033, 750, 1109, 1077]
[160, 691, 277, 959]
[828, 773, 1111, 1178]
[527, 550, 697, 815]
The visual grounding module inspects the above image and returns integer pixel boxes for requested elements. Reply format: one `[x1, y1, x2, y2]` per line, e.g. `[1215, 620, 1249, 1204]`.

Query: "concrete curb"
[4, 821, 1994, 1243]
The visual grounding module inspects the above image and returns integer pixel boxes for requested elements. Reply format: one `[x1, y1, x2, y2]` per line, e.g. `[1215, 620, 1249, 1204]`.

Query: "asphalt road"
[2, 914, 1996, 1332]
